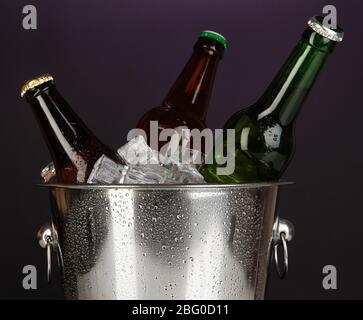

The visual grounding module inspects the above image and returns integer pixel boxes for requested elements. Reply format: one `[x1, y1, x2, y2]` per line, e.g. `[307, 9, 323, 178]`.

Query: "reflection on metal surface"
[41, 184, 290, 300]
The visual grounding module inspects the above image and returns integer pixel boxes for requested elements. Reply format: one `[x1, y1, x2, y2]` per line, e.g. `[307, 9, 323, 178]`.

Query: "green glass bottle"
[201, 16, 344, 183]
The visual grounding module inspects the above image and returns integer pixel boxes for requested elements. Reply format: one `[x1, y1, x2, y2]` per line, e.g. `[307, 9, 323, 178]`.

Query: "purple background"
[1, 0, 362, 299]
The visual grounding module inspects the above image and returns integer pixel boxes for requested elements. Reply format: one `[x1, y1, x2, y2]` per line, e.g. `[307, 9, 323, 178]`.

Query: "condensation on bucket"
[49, 185, 278, 300]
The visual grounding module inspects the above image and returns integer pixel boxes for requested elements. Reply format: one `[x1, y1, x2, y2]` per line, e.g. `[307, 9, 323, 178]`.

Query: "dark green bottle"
[201, 16, 344, 183]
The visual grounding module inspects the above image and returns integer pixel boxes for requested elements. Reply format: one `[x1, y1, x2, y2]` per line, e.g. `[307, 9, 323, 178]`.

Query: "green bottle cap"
[198, 30, 228, 48]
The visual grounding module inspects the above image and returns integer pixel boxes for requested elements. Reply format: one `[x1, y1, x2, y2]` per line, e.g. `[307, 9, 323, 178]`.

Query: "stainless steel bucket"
[37, 183, 293, 300]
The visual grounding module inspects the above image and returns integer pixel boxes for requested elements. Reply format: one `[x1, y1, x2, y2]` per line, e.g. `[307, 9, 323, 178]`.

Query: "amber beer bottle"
[21, 74, 125, 183]
[137, 31, 227, 151]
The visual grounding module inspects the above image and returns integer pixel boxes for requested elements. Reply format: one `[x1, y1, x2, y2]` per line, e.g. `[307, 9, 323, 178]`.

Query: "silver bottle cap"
[307, 16, 344, 42]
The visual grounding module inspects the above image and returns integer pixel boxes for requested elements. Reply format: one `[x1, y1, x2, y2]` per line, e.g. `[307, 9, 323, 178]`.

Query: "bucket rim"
[39, 181, 293, 190]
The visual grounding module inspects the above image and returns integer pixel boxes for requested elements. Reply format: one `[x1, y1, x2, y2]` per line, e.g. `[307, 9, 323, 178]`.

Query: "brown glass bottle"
[137, 31, 227, 151]
[21, 74, 125, 184]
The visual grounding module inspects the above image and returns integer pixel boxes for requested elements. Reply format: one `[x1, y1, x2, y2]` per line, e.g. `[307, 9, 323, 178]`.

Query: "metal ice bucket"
[37, 183, 293, 300]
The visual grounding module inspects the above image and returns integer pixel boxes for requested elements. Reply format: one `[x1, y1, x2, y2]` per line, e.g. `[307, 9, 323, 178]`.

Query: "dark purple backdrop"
[1, 0, 362, 299]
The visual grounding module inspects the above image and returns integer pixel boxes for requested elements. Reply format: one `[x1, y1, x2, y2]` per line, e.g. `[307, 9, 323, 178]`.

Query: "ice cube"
[179, 148, 205, 169]
[123, 164, 173, 184]
[41, 162, 56, 183]
[160, 145, 204, 168]
[87, 155, 127, 184]
[117, 135, 159, 165]
[157, 126, 205, 168]
[168, 164, 206, 184]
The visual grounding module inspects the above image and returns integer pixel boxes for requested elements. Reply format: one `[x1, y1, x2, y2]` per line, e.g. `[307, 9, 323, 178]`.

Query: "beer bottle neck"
[26, 84, 95, 164]
[256, 28, 336, 126]
[163, 38, 224, 120]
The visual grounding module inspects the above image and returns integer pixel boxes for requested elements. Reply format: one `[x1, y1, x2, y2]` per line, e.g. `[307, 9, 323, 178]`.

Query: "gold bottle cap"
[21, 74, 54, 98]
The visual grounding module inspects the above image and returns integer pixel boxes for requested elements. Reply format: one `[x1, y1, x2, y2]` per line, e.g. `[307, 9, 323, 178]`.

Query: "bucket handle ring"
[272, 217, 294, 279]
[36, 218, 294, 283]
[37, 222, 63, 283]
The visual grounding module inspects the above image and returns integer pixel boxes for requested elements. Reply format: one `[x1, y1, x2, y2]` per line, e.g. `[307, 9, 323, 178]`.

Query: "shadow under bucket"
[38, 182, 293, 300]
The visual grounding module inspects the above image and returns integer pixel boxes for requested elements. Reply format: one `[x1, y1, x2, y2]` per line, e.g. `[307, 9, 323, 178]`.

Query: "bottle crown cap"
[21, 74, 54, 97]
[307, 16, 344, 42]
[198, 30, 228, 48]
